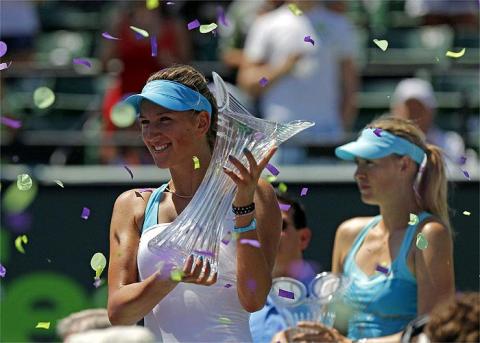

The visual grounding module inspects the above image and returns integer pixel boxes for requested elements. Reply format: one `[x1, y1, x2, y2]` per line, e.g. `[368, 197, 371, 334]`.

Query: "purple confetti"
[278, 288, 295, 299]
[139, 188, 154, 193]
[217, 6, 228, 27]
[254, 132, 266, 141]
[150, 36, 158, 57]
[375, 264, 389, 274]
[124, 165, 134, 179]
[458, 156, 467, 165]
[304, 35, 315, 45]
[73, 58, 92, 68]
[193, 249, 215, 257]
[300, 187, 308, 196]
[239, 238, 261, 248]
[0, 116, 22, 129]
[0, 61, 12, 71]
[6, 212, 32, 233]
[0, 264, 6, 278]
[462, 170, 470, 180]
[259, 77, 269, 87]
[0, 41, 7, 57]
[81, 207, 90, 220]
[247, 279, 256, 291]
[279, 203, 291, 212]
[188, 19, 201, 31]
[266, 163, 280, 176]
[224, 283, 232, 288]
[102, 32, 120, 40]
[221, 231, 231, 245]
[373, 128, 382, 137]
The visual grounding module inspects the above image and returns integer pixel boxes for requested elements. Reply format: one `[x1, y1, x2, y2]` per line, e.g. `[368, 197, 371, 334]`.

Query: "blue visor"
[335, 128, 425, 164]
[123, 80, 212, 117]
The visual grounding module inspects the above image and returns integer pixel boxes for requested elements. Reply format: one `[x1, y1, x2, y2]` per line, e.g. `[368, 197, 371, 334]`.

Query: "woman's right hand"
[180, 254, 218, 286]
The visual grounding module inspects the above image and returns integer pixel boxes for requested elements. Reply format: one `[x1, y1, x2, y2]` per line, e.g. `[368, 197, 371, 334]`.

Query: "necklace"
[164, 185, 194, 199]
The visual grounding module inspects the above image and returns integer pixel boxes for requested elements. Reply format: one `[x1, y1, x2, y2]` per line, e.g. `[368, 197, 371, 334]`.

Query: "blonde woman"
[274, 116, 455, 343]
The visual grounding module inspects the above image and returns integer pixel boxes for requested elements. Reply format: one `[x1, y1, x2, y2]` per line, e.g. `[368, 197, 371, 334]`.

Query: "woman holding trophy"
[106, 65, 284, 342]
[274, 116, 455, 343]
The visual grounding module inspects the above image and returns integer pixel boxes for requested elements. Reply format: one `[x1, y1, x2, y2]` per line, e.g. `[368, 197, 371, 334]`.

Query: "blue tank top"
[141, 184, 168, 233]
[342, 212, 432, 339]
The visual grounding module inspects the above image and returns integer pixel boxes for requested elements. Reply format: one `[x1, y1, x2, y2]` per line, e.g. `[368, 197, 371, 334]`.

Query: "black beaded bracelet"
[232, 202, 255, 215]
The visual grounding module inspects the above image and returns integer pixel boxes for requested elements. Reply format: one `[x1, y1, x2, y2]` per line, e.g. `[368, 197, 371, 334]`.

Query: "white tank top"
[137, 218, 252, 342]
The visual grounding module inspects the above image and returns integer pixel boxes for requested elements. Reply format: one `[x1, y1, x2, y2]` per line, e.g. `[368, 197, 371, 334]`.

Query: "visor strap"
[413, 153, 428, 203]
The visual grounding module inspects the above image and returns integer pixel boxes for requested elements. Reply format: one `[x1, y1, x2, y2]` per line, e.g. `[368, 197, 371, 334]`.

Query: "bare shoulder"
[112, 189, 154, 233]
[336, 216, 374, 241]
[417, 220, 453, 248]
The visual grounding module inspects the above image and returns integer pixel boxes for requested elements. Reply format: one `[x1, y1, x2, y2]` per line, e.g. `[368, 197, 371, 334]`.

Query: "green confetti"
[408, 213, 419, 225]
[463, 211, 471, 216]
[16, 174, 32, 191]
[193, 156, 200, 170]
[373, 39, 389, 51]
[54, 180, 64, 188]
[130, 25, 149, 37]
[33, 87, 55, 109]
[146, 0, 159, 10]
[110, 102, 137, 128]
[278, 182, 287, 193]
[3, 180, 38, 213]
[446, 48, 465, 58]
[416, 233, 428, 250]
[170, 269, 183, 282]
[218, 316, 232, 325]
[15, 235, 28, 254]
[90, 252, 107, 279]
[288, 3, 303, 16]
[199, 23, 218, 34]
[35, 322, 50, 329]
[265, 175, 277, 183]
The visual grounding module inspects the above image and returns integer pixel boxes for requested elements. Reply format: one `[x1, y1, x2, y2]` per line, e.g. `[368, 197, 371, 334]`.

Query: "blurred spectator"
[0, 0, 40, 62]
[57, 308, 111, 341]
[391, 78, 467, 162]
[249, 192, 316, 343]
[405, 0, 479, 29]
[99, 2, 191, 165]
[66, 326, 155, 343]
[238, 1, 358, 164]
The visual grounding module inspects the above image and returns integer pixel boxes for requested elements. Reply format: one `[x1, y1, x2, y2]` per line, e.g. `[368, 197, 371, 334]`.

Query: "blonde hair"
[369, 116, 452, 233]
[147, 65, 218, 151]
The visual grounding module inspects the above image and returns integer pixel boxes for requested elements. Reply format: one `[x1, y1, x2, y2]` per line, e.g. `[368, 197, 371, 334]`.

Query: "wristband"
[233, 218, 257, 233]
[232, 202, 255, 215]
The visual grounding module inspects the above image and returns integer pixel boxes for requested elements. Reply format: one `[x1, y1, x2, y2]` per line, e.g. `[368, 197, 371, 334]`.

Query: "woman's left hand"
[292, 321, 351, 343]
[223, 146, 277, 206]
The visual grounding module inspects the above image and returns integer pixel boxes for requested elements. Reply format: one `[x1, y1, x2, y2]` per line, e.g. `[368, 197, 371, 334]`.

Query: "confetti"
[463, 211, 471, 216]
[218, 317, 232, 325]
[266, 163, 280, 176]
[193, 156, 200, 170]
[146, 0, 159, 10]
[217, 6, 228, 26]
[259, 77, 269, 87]
[187, 19, 201, 31]
[170, 269, 183, 282]
[3, 181, 38, 213]
[446, 48, 466, 58]
[17, 174, 33, 191]
[408, 213, 419, 225]
[416, 233, 428, 250]
[81, 207, 90, 220]
[139, 188, 153, 193]
[0, 61, 12, 71]
[239, 239, 261, 248]
[224, 283, 232, 288]
[110, 102, 136, 128]
[0, 264, 6, 278]
[375, 264, 389, 274]
[73, 58, 91, 68]
[221, 231, 232, 245]
[300, 187, 308, 196]
[278, 182, 287, 193]
[266, 175, 277, 183]
[150, 36, 158, 56]
[90, 252, 107, 279]
[279, 203, 291, 212]
[35, 322, 50, 330]
[278, 288, 295, 299]
[124, 165, 134, 179]
[166, 1, 174, 4]
[304, 35, 315, 45]
[15, 235, 28, 254]
[102, 32, 120, 40]
[33, 87, 55, 109]
[458, 155, 467, 165]
[254, 132, 266, 141]
[130, 26, 149, 37]
[193, 249, 215, 257]
[462, 170, 470, 180]
[199, 23, 218, 34]
[54, 180, 64, 188]
[373, 39, 388, 51]
[0, 41, 7, 57]
[373, 128, 382, 137]
[288, 3, 303, 16]
[0, 116, 22, 129]
[93, 278, 103, 288]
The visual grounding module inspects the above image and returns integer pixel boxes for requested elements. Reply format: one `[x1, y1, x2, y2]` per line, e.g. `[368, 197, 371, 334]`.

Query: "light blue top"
[141, 184, 168, 234]
[342, 212, 432, 339]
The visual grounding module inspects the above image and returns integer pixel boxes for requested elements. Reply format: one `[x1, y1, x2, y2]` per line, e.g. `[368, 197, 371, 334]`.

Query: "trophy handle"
[212, 72, 229, 112]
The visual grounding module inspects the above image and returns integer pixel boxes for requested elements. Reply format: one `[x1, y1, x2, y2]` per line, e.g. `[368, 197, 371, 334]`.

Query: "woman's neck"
[379, 191, 423, 233]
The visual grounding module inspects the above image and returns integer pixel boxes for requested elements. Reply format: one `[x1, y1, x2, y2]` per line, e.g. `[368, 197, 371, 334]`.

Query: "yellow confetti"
[199, 23, 218, 34]
[17, 174, 32, 191]
[408, 213, 419, 225]
[146, 0, 159, 10]
[15, 235, 28, 254]
[278, 182, 287, 193]
[54, 180, 64, 188]
[218, 316, 232, 325]
[463, 211, 471, 216]
[130, 26, 149, 38]
[193, 156, 200, 170]
[446, 48, 466, 58]
[36, 322, 50, 329]
[170, 269, 184, 282]
[33, 87, 55, 109]
[373, 39, 388, 51]
[90, 252, 107, 279]
[288, 3, 303, 16]
[265, 175, 277, 183]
